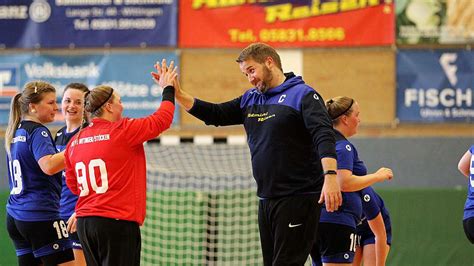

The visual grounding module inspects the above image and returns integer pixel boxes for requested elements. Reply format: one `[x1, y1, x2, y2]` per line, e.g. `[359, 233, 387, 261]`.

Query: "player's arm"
[31, 127, 65, 175]
[458, 149, 472, 178]
[339, 168, 393, 192]
[172, 75, 194, 111]
[367, 213, 389, 266]
[145, 61, 177, 137]
[37, 150, 65, 175]
[125, 91, 175, 146]
[189, 97, 243, 126]
[123, 59, 177, 146]
[152, 59, 243, 126]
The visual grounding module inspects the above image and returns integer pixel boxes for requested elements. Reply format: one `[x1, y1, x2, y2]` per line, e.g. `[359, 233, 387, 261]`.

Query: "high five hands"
[151, 59, 178, 91]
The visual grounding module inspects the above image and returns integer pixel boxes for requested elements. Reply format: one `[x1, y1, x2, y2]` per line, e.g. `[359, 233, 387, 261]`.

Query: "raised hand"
[151, 59, 178, 89]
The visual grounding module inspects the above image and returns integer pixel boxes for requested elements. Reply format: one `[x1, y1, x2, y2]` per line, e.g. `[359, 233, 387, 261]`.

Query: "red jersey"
[65, 101, 174, 225]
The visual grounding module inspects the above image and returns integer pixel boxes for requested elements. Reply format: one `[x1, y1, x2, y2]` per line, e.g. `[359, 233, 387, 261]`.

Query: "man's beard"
[256, 66, 273, 93]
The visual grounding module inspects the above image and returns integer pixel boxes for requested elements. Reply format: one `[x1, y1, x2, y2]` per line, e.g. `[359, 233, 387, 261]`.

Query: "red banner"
[179, 0, 394, 48]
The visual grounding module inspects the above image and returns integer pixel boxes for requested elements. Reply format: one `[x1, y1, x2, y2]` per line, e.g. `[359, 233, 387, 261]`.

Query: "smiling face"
[62, 88, 86, 125]
[30, 92, 58, 124]
[239, 58, 274, 93]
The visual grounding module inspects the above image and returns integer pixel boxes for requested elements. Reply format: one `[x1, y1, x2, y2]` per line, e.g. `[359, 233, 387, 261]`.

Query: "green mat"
[0, 190, 15, 266]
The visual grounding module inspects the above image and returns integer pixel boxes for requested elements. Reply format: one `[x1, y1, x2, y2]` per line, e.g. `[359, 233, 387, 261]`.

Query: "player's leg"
[353, 234, 362, 266]
[361, 244, 375, 266]
[79, 216, 141, 266]
[57, 231, 85, 266]
[271, 194, 321, 265]
[359, 229, 391, 266]
[6, 213, 42, 266]
[72, 249, 87, 266]
[102, 218, 141, 266]
[353, 247, 363, 266]
[77, 217, 100, 266]
[359, 230, 376, 266]
[359, 243, 391, 266]
[258, 199, 274, 266]
[69, 231, 86, 266]
[310, 238, 323, 266]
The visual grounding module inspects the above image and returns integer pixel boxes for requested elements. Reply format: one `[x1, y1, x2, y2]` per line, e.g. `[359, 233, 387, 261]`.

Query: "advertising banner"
[397, 50, 473, 122]
[0, 52, 179, 125]
[397, 0, 474, 44]
[0, 0, 177, 48]
[179, 0, 394, 48]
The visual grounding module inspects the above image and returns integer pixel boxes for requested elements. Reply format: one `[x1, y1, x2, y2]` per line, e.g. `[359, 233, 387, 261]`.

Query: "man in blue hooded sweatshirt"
[153, 43, 342, 266]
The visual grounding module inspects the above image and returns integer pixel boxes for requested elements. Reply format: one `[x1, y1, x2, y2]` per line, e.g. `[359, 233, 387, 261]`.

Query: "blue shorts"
[70, 232, 82, 250]
[358, 227, 392, 246]
[7, 213, 74, 264]
[311, 223, 356, 265]
[60, 216, 82, 250]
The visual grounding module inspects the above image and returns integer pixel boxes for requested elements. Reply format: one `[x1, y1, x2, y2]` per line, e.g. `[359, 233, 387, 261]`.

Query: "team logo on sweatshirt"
[278, 94, 286, 103]
[364, 194, 371, 202]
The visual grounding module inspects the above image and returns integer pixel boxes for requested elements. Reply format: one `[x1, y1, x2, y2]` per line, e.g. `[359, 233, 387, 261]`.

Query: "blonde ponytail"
[5, 93, 23, 156]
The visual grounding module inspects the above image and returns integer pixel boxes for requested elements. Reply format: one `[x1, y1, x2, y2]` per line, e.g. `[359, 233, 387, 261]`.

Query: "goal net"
[141, 138, 262, 265]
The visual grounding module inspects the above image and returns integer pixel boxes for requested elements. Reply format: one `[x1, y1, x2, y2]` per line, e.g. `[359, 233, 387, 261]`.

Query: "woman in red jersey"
[64, 60, 177, 266]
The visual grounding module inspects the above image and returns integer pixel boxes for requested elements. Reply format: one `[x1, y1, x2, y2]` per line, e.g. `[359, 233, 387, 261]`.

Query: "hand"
[375, 167, 393, 181]
[66, 212, 77, 233]
[172, 77, 182, 95]
[318, 175, 342, 212]
[151, 59, 178, 89]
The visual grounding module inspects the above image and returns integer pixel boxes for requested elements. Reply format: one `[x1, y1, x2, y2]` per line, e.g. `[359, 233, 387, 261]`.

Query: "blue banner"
[0, 52, 179, 125]
[397, 50, 474, 123]
[0, 0, 177, 48]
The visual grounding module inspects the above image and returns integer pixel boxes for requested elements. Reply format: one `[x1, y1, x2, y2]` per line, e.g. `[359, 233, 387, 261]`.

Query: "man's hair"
[236, 43, 283, 72]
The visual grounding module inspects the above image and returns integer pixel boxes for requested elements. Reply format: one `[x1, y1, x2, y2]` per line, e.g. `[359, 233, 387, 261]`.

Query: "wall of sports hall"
[1, 1, 473, 265]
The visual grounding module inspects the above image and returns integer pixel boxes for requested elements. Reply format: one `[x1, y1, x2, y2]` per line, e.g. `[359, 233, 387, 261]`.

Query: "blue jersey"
[357, 186, 391, 235]
[54, 125, 81, 220]
[6, 121, 62, 221]
[320, 130, 365, 228]
[190, 73, 336, 198]
[463, 145, 474, 220]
